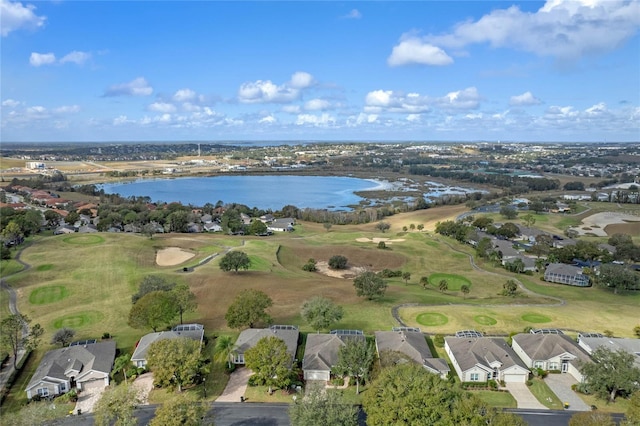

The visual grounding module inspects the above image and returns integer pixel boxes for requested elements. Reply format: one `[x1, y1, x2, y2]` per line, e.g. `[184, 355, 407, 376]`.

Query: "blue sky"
[1, 0, 639, 143]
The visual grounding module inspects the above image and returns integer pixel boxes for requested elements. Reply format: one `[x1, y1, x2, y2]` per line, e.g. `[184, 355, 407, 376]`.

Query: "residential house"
[240, 213, 252, 226]
[493, 240, 521, 264]
[233, 325, 299, 366]
[259, 214, 275, 223]
[203, 222, 222, 232]
[54, 225, 76, 235]
[200, 214, 213, 224]
[78, 224, 98, 233]
[375, 328, 449, 379]
[26, 340, 116, 399]
[544, 263, 590, 287]
[445, 337, 529, 383]
[268, 218, 295, 232]
[302, 330, 365, 382]
[511, 333, 591, 382]
[131, 324, 204, 368]
[578, 336, 640, 369]
[515, 225, 550, 244]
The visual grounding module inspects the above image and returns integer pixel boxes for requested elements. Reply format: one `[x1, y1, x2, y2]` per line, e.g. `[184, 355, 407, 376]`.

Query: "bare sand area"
[156, 247, 196, 266]
[570, 212, 640, 237]
[355, 237, 406, 244]
[315, 261, 368, 279]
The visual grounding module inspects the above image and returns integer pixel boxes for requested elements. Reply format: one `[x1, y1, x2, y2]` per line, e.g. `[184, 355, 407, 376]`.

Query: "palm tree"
[420, 276, 429, 290]
[438, 279, 448, 293]
[112, 353, 131, 384]
[215, 335, 236, 369]
[460, 285, 470, 299]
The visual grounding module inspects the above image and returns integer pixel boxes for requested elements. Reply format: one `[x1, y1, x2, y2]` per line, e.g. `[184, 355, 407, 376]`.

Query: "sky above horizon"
[1, 0, 639, 143]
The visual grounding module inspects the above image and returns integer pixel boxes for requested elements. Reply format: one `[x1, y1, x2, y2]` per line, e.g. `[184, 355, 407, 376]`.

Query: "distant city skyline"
[1, 0, 639, 143]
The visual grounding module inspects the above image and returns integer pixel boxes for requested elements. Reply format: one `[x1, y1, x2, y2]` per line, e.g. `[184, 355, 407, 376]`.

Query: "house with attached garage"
[511, 333, 592, 382]
[444, 336, 530, 383]
[543, 263, 590, 287]
[233, 325, 299, 367]
[302, 330, 365, 382]
[131, 324, 204, 368]
[26, 340, 116, 400]
[268, 218, 295, 232]
[375, 328, 450, 379]
[577, 335, 640, 369]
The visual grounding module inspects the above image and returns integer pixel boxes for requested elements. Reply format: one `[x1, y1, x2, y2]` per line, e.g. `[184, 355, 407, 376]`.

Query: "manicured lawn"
[472, 390, 517, 408]
[29, 285, 70, 305]
[428, 273, 471, 291]
[473, 315, 497, 326]
[527, 378, 563, 410]
[416, 312, 449, 326]
[521, 313, 553, 324]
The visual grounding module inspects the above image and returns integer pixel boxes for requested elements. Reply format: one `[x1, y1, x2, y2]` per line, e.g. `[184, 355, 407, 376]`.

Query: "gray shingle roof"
[235, 326, 299, 366]
[512, 334, 591, 366]
[302, 334, 347, 372]
[445, 337, 528, 372]
[375, 330, 449, 374]
[26, 341, 116, 391]
[131, 324, 204, 363]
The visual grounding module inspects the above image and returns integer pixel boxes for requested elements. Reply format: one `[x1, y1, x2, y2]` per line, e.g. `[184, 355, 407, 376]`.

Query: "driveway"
[505, 382, 548, 410]
[544, 374, 590, 411]
[216, 367, 252, 402]
[132, 372, 155, 404]
[74, 380, 107, 414]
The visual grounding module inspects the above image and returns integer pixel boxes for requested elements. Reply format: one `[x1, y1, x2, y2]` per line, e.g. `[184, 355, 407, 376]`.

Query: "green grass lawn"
[527, 378, 563, 410]
[472, 390, 517, 408]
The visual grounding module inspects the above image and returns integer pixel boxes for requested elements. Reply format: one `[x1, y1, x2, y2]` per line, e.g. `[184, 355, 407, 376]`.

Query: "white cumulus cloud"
[53, 105, 80, 114]
[388, 37, 454, 66]
[1, 0, 46, 37]
[364, 90, 431, 113]
[29, 52, 55, 67]
[2, 99, 22, 108]
[173, 88, 196, 102]
[304, 99, 331, 111]
[438, 87, 481, 110]
[288, 71, 314, 89]
[104, 77, 153, 97]
[295, 113, 336, 126]
[148, 102, 177, 113]
[425, 0, 640, 61]
[60, 51, 91, 65]
[509, 91, 542, 106]
[238, 72, 314, 104]
[259, 115, 276, 124]
[341, 9, 362, 19]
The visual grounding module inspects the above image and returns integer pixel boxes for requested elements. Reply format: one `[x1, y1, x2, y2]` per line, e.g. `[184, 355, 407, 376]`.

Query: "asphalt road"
[53, 403, 627, 426]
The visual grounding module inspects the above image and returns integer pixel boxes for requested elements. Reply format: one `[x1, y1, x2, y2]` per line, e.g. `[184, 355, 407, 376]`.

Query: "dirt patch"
[605, 221, 640, 237]
[569, 212, 640, 237]
[315, 261, 369, 279]
[355, 237, 406, 244]
[156, 247, 196, 266]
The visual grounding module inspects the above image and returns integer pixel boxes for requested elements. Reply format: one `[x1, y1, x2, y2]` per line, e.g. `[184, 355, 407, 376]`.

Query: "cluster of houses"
[468, 222, 619, 287]
[26, 322, 640, 406]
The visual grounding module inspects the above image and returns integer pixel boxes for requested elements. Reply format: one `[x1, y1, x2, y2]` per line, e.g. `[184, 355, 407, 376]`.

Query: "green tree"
[132, 275, 176, 304]
[420, 276, 429, 290]
[219, 251, 251, 273]
[244, 336, 292, 394]
[1, 221, 23, 246]
[166, 210, 189, 232]
[634, 325, 640, 338]
[580, 347, 640, 402]
[302, 258, 317, 272]
[215, 335, 236, 369]
[0, 314, 43, 367]
[460, 284, 470, 299]
[501, 279, 519, 297]
[128, 291, 179, 332]
[472, 216, 493, 230]
[475, 237, 493, 259]
[65, 211, 80, 226]
[376, 221, 391, 233]
[597, 264, 640, 294]
[622, 391, 640, 426]
[500, 205, 518, 219]
[363, 363, 521, 426]
[438, 279, 448, 293]
[247, 219, 268, 235]
[353, 271, 387, 300]
[146, 337, 204, 392]
[172, 283, 197, 325]
[112, 353, 132, 384]
[402, 272, 411, 285]
[417, 224, 424, 231]
[289, 384, 358, 426]
[328, 255, 348, 270]
[149, 394, 208, 426]
[50, 327, 75, 347]
[505, 258, 525, 274]
[44, 210, 62, 229]
[377, 241, 386, 249]
[332, 339, 375, 394]
[569, 412, 615, 426]
[323, 222, 332, 232]
[522, 213, 536, 227]
[225, 289, 273, 329]
[94, 384, 140, 426]
[300, 296, 344, 332]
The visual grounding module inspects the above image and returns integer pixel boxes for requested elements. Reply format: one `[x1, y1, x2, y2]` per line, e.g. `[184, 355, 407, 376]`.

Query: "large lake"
[99, 175, 385, 211]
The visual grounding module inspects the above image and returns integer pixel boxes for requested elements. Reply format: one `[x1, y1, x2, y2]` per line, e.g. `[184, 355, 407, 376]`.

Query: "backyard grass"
[528, 378, 564, 410]
[472, 390, 517, 408]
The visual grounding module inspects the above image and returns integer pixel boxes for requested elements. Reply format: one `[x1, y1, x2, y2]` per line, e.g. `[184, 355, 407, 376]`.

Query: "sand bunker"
[570, 212, 640, 236]
[156, 247, 196, 266]
[315, 261, 369, 279]
[356, 237, 406, 244]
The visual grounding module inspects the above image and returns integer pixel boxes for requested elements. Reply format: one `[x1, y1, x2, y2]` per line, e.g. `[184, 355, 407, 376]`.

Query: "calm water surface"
[99, 175, 383, 210]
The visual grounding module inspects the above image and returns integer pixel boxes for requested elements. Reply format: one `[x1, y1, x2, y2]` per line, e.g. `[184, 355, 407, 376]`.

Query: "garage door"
[503, 373, 526, 383]
[304, 371, 329, 381]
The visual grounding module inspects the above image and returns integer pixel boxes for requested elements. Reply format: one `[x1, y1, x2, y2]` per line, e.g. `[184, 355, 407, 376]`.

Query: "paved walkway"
[545, 374, 590, 411]
[505, 382, 548, 410]
[215, 367, 252, 402]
